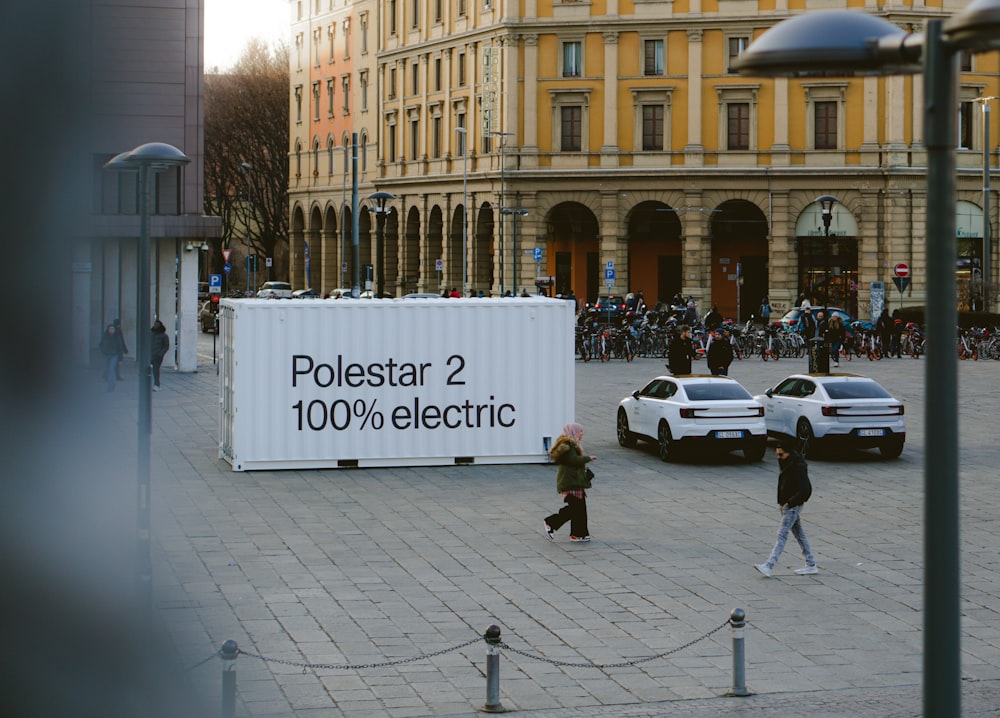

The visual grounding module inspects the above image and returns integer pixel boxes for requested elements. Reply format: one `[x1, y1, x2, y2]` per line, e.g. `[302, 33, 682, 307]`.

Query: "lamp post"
[492, 131, 513, 295]
[103, 142, 190, 619]
[735, 4, 1000, 713]
[239, 162, 252, 293]
[367, 190, 395, 297]
[974, 95, 997, 312]
[501, 207, 528, 294]
[816, 194, 839, 305]
[456, 127, 468, 295]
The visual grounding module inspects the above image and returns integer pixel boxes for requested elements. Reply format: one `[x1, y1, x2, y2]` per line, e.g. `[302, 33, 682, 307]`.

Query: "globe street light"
[367, 190, 395, 297]
[735, 5, 1000, 712]
[104, 142, 190, 618]
[816, 194, 839, 305]
[501, 208, 528, 294]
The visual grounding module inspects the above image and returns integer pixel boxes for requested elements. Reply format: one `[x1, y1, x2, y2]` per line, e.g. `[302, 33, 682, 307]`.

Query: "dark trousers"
[152, 356, 164, 386]
[545, 494, 589, 537]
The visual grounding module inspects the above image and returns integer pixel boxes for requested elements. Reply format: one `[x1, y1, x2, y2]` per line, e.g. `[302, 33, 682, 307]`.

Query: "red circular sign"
[894, 262, 910, 278]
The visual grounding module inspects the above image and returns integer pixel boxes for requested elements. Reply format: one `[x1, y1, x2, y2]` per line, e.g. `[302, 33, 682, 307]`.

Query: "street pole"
[240, 162, 252, 294]
[492, 132, 512, 295]
[368, 190, 395, 298]
[457, 127, 468, 296]
[502, 207, 528, 295]
[983, 99, 994, 312]
[351, 132, 360, 298]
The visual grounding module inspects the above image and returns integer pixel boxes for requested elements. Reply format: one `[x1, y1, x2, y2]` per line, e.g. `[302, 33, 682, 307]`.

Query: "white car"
[755, 373, 905, 458]
[617, 375, 767, 462]
[256, 281, 292, 299]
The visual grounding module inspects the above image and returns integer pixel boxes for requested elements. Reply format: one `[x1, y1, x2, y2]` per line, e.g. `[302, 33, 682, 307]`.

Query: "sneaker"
[754, 563, 772, 577]
[570, 535, 591, 542]
[544, 523, 555, 540]
[795, 565, 819, 575]
[152, 385, 160, 392]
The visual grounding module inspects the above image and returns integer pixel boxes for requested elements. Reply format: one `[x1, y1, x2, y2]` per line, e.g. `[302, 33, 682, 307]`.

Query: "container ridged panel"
[220, 298, 574, 471]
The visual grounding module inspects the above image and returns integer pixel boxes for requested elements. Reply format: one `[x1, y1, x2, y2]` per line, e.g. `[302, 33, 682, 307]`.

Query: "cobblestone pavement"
[101, 336, 1000, 716]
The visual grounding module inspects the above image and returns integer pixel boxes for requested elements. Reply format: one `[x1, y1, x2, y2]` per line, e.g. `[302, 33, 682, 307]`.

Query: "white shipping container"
[218, 297, 575, 471]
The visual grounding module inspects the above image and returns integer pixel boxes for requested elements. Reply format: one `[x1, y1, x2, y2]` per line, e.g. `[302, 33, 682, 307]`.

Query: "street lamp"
[456, 127, 468, 295]
[103, 142, 190, 618]
[367, 190, 395, 297]
[492, 131, 513, 294]
[735, 4, 1000, 713]
[239, 162, 253, 292]
[816, 194, 839, 305]
[974, 95, 998, 312]
[501, 207, 528, 294]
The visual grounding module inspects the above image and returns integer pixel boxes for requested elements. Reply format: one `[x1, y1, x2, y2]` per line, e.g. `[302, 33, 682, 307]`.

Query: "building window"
[388, 123, 397, 162]
[410, 119, 419, 160]
[456, 113, 466, 155]
[389, 0, 397, 35]
[960, 51, 973, 72]
[361, 132, 369, 172]
[313, 28, 321, 67]
[389, 67, 397, 98]
[435, 58, 442, 91]
[360, 71, 369, 111]
[343, 19, 350, 59]
[727, 103, 749, 150]
[814, 101, 837, 150]
[411, 0, 419, 28]
[412, 62, 419, 94]
[458, 52, 466, 85]
[312, 81, 321, 121]
[727, 35, 749, 73]
[312, 138, 320, 174]
[295, 140, 302, 176]
[458, 0, 466, 16]
[803, 82, 846, 151]
[643, 39, 664, 76]
[432, 116, 442, 157]
[328, 24, 335, 63]
[561, 107, 582, 151]
[295, 33, 303, 70]
[716, 84, 758, 152]
[959, 101, 974, 149]
[562, 41, 582, 77]
[342, 75, 351, 114]
[642, 105, 664, 151]
[434, 0, 442, 22]
[328, 136, 335, 174]
[327, 78, 335, 117]
[294, 85, 303, 123]
[361, 13, 369, 54]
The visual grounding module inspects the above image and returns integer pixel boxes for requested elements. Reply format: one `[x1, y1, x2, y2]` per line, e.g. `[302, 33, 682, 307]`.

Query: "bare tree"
[204, 39, 289, 290]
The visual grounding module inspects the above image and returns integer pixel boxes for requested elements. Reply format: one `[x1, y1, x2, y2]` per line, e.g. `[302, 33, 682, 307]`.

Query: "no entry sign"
[894, 262, 910, 278]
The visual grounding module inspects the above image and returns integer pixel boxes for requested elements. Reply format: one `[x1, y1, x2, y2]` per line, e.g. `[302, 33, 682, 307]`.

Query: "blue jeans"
[765, 505, 815, 569]
[105, 354, 120, 392]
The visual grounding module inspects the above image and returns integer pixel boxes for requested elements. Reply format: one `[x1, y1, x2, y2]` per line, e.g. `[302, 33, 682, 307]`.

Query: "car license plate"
[858, 428, 885, 437]
[715, 430, 744, 439]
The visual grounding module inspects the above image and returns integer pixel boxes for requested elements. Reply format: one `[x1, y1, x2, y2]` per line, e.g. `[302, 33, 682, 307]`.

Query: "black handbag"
[585, 466, 595, 481]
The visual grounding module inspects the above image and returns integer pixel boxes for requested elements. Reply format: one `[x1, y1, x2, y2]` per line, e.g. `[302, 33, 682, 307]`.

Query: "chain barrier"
[496, 619, 732, 669]
[234, 634, 484, 671]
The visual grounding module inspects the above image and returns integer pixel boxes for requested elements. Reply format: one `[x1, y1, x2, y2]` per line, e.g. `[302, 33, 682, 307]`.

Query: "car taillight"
[893, 405, 904, 415]
[821, 406, 838, 416]
[680, 408, 697, 418]
[754, 407, 764, 417]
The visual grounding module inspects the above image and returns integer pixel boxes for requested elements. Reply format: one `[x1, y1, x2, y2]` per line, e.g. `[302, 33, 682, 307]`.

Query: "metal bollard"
[727, 608, 751, 697]
[481, 625, 506, 713]
[220, 639, 238, 718]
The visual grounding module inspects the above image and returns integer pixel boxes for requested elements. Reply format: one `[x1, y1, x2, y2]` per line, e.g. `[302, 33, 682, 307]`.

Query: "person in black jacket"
[150, 320, 170, 391]
[667, 325, 694, 375]
[706, 328, 734, 376]
[754, 441, 817, 577]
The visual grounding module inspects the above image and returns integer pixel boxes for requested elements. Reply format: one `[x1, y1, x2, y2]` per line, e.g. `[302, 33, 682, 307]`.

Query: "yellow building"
[289, 0, 999, 318]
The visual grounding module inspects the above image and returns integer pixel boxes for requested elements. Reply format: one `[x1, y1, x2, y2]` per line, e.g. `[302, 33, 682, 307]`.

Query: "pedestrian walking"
[666, 324, 694, 375]
[754, 441, 817, 577]
[758, 296, 772, 325]
[99, 323, 121, 392]
[543, 422, 596, 542]
[707, 328, 734, 375]
[825, 314, 845, 366]
[151, 320, 170, 391]
[112, 318, 128, 380]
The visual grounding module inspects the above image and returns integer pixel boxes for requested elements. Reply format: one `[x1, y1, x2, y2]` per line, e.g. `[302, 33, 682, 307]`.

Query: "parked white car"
[256, 281, 292, 299]
[755, 373, 905, 458]
[617, 375, 767, 462]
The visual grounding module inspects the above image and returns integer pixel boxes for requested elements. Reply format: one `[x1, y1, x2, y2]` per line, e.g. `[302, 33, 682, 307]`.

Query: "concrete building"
[289, 0, 999, 320]
[79, 0, 221, 371]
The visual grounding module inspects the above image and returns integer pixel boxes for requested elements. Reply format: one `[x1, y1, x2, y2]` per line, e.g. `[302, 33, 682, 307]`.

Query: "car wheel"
[657, 421, 675, 462]
[879, 437, 905, 459]
[795, 418, 815, 456]
[617, 409, 637, 448]
[743, 438, 767, 462]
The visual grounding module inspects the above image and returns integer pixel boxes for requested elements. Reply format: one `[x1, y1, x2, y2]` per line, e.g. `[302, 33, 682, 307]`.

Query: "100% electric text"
[292, 398, 383, 431]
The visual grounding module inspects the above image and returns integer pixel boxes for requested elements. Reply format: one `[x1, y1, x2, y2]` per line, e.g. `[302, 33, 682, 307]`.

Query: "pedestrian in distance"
[755, 440, 817, 577]
[683, 300, 699, 327]
[150, 319, 170, 391]
[112, 318, 127, 380]
[707, 328, 734, 376]
[758, 296, 772, 325]
[825, 314, 845, 367]
[99, 323, 121, 392]
[544, 422, 596, 542]
[666, 324, 694, 375]
[703, 304, 723, 332]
